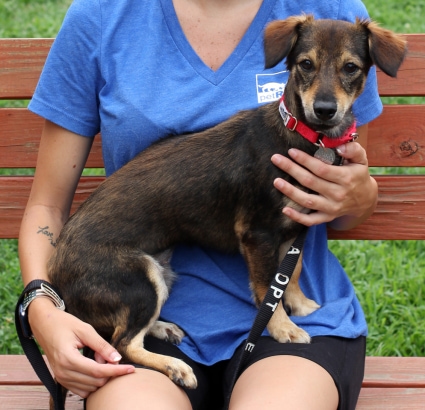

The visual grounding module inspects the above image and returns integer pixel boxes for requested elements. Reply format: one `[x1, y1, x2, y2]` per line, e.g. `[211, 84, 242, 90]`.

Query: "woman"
[19, 0, 380, 408]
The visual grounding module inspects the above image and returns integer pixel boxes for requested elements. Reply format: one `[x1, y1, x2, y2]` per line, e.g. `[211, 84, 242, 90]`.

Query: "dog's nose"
[313, 101, 337, 121]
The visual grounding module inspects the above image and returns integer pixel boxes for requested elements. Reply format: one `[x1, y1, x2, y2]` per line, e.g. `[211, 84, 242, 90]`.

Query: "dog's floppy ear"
[264, 15, 312, 69]
[359, 18, 407, 77]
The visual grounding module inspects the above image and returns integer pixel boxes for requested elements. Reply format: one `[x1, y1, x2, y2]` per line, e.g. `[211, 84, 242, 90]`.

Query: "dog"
[48, 15, 406, 394]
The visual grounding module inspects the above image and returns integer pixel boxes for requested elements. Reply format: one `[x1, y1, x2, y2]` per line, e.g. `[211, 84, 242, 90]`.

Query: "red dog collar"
[279, 96, 358, 148]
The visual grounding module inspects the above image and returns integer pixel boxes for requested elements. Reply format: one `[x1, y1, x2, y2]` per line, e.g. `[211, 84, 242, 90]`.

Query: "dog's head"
[264, 15, 407, 137]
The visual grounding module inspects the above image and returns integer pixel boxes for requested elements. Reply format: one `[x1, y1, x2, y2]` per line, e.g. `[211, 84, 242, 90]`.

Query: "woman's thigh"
[229, 355, 338, 410]
[85, 335, 216, 410]
[226, 336, 366, 410]
[86, 368, 192, 410]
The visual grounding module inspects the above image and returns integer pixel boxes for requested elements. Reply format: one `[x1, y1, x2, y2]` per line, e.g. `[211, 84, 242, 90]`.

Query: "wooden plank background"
[1, 35, 425, 239]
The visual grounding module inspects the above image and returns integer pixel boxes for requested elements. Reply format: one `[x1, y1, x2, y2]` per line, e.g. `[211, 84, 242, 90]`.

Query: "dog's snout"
[313, 101, 337, 121]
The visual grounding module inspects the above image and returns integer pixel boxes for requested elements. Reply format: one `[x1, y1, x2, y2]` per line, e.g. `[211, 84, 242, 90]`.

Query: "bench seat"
[1, 355, 425, 409]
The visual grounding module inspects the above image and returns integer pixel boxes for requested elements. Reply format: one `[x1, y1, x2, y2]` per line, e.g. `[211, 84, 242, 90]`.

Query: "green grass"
[330, 239, 425, 356]
[0, 0, 424, 357]
[0, 240, 22, 353]
[0, 0, 72, 38]
[363, 0, 425, 33]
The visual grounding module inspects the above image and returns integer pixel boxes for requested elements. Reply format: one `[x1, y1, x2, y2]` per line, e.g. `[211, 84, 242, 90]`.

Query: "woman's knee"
[229, 355, 338, 410]
[86, 368, 192, 410]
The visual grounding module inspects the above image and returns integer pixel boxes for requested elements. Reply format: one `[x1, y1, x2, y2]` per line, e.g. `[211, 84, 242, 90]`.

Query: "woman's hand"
[271, 141, 378, 231]
[28, 298, 135, 398]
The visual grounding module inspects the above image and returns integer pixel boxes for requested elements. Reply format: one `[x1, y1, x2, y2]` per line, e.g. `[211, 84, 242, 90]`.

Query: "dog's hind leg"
[148, 320, 185, 345]
[113, 253, 197, 389]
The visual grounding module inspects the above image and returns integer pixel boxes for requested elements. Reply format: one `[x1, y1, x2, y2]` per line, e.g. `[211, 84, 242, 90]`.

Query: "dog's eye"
[299, 60, 313, 72]
[344, 63, 359, 74]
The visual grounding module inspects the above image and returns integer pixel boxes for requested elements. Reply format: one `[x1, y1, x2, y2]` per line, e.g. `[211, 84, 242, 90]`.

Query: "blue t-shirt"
[29, 0, 382, 365]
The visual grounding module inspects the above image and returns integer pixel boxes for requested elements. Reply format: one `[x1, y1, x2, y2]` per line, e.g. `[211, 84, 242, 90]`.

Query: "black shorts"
[133, 334, 366, 410]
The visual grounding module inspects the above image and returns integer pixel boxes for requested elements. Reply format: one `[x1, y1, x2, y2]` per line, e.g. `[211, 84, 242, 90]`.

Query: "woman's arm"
[271, 124, 378, 231]
[19, 120, 92, 284]
[19, 120, 134, 398]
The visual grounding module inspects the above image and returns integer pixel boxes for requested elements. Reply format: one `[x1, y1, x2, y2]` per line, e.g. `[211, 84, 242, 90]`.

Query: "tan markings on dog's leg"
[148, 320, 185, 345]
[278, 244, 320, 317]
[144, 254, 170, 308]
[267, 300, 311, 344]
[126, 329, 198, 389]
[142, 254, 185, 342]
[110, 323, 128, 346]
[121, 254, 197, 388]
[234, 218, 249, 257]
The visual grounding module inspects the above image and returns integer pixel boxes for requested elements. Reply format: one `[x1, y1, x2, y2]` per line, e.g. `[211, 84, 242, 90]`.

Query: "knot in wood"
[399, 139, 419, 157]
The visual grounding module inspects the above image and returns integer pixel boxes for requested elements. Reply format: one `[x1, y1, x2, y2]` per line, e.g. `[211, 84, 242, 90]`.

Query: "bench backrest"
[1, 36, 425, 240]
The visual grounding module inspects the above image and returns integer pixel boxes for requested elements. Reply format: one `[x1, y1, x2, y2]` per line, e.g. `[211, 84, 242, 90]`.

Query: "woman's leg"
[224, 336, 366, 410]
[229, 355, 338, 410]
[85, 335, 217, 410]
[86, 368, 192, 410]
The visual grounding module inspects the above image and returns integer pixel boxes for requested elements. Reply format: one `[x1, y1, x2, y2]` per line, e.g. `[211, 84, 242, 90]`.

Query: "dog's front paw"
[267, 302, 311, 343]
[285, 296, 320, 317]
[166, 358, 198, 389]
[148, 320, 185, 344]
[269, 321, 311, 344]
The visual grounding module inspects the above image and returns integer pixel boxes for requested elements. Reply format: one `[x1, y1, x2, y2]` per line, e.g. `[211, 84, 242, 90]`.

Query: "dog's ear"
[359, 19, 407, 78]
[264, 15, 312, 69]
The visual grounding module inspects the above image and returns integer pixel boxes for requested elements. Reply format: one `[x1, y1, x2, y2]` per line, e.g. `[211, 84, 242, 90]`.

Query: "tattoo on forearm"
[37, 226, 57, 247]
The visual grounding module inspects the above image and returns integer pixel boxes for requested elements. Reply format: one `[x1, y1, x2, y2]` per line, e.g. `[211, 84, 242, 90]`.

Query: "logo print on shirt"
[256, 70, 288, 104]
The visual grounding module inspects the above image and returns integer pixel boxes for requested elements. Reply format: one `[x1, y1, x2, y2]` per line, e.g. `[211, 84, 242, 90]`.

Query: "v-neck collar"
[160, 0, 277, 85]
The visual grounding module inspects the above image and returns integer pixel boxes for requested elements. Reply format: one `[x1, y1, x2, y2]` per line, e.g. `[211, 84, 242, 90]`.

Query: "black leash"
[224, 227, 308, 409]
[15, 281, 65, 410]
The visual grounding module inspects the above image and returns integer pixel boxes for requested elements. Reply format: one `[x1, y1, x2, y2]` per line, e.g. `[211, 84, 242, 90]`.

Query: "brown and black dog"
[48, 15, 406, 391]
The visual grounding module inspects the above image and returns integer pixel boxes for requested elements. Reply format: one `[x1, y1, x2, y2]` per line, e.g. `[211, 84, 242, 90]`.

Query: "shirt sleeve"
[28, 0, 103, 137]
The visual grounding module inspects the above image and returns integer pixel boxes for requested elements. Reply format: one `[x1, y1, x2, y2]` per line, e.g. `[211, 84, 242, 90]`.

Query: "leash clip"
[350, 132, 359, 142]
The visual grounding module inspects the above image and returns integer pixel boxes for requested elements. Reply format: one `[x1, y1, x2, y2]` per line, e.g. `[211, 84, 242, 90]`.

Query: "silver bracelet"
[21, 283, 65, 312]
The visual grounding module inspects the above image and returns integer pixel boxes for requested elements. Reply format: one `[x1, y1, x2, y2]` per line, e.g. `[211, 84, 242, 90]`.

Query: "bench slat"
[0, 109, 103, 168]
[0, 39, 53, 100]
[0, 355, 50, 385]
[0, 176, 103, 239]
[329, 175, 425, 240]
[1, 35, 424, 100]
[368, 105, 425, 167]
[375, 33, 425, 97]
[2, 175, 425, 240]
[363, 357, 425, 388]
[357, 388, 425, 409]
[2, 356, 424, 410]
[1, 105, 425, 168]
[0, 386, 83, 410]
[5, 355, 423, 387]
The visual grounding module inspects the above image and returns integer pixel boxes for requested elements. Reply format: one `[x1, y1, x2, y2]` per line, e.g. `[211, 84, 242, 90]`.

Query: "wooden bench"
[1, 36, 425, 409]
